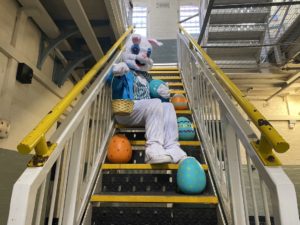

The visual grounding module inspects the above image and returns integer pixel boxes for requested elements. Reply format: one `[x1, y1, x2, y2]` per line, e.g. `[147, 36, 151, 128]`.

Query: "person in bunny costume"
[107, 34, 186, 164]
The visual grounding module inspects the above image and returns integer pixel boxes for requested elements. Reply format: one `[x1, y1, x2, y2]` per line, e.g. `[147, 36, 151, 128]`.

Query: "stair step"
[153, 76, 181, 80]
[150, 67, 178, 71]
[208, 24, 265, 41]
[210, 8, 270, 24]
[101, 173, 213, 194]
[149, 71, 180, 75]
[176, 109, 192, 114]
[91, 194, 218, 204]
[105, 146, 203, 164]
[129, 140, 200, 146]
[92, 207, 218, 225]
[101, 163, 208, 170]
[167, 82, 183, 87]
[115, 123, 196, 130]
[170, 89, 186, 94]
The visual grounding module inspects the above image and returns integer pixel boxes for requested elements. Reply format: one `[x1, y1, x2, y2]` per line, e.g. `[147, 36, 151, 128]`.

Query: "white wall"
[250, 96, 300, 165]
[133, 0, 199, 39]
[238, 96, 300, 165]
[0, 0, 73, 151]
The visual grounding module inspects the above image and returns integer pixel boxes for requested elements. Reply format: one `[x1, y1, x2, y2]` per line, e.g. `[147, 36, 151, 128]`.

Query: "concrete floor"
[0, 149, 31, 225]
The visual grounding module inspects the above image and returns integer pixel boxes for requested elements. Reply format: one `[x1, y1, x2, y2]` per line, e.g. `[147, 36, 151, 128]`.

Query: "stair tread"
[92, 207, 218, 225]
[149, 71, 180, 75]
[150, 67, 178, 71]
[115, 123, 195, 130]
[153, 76, 181, 80]
[129, 140, 200, 146]
[176, 109, 191, 114]
[91, 194, 218, 204]
[101, 163, 207, 170]
[166, 82, 183, 87]
[170, 90, 186, 94]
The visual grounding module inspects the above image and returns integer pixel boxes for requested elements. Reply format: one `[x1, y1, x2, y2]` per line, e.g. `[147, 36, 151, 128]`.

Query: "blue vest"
[106, 70, 135, 100]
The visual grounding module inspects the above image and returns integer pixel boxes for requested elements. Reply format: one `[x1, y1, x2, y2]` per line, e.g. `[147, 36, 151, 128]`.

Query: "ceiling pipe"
[266, 71, 300, 101]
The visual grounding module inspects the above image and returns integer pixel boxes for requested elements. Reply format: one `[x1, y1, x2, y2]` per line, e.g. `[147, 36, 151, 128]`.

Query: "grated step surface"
[101, 173, 213, 195]
[92, 206, 218, 225]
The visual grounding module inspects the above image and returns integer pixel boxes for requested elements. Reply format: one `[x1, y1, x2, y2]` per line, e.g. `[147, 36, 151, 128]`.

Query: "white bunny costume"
[109, 34, 186, 164]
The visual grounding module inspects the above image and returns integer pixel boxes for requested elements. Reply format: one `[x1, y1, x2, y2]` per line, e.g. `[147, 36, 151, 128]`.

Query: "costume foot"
[165, 145, 187, 163]
[145, 154, 173, 164]
[145, 143, 173, 164]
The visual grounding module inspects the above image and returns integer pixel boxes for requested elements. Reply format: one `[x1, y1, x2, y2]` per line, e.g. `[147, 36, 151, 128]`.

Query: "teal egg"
[177, 117, 195, 140]
[177, 157, 206, 194]
[149, 80, 168, 101]
[149, 79, 164, 98]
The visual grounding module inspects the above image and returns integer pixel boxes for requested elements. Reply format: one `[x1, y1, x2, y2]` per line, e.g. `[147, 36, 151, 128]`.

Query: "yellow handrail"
[18, 26, 134, 160]
[179, 25, 289, 165]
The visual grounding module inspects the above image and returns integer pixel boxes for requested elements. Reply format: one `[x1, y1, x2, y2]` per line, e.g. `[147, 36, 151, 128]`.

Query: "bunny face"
[123, 34, 162, 72]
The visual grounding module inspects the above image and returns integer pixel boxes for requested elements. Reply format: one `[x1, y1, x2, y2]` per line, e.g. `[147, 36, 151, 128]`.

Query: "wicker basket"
[112, 99, 134, 116]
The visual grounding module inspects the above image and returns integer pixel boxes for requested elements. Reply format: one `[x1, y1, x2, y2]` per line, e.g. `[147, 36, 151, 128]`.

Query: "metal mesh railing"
[178, 29, 300, 225]
[7, 25, 132, 224]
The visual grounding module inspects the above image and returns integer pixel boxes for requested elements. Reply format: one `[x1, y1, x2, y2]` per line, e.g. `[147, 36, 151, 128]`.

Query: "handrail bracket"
[251, 135, 281, 166]
[27, 136, 57, 167]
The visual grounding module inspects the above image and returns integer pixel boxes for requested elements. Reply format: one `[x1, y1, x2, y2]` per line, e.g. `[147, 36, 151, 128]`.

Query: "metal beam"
[179, 13, 199, 23]
[53, 53, 92, 87]
[64, 0, 104, 60]
[198, 0, 214, 44]
[266, 72, 300, 101]
[37, 29, 79, 69]
[213, 1, 300, 9]
[18, 0, 60, 38]
[104, 0, 126, 39]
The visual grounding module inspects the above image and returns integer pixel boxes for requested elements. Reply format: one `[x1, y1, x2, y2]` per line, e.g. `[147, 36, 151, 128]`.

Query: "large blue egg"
[177, 117, 195, 140]
[149, 80, 168, 101]
[177, 157, 206, 194]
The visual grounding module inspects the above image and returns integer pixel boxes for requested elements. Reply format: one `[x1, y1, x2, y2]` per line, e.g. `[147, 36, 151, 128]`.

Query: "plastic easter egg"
[149, 79, 167, 100]
[177, 157, 206, 194]
[171, 94, 188, 110]
[107, 134, 132, 163]
[177, 117, 195, 140]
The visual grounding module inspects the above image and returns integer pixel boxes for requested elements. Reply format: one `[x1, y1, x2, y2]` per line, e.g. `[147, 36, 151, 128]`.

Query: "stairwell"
[89, 68, 221, 225]
[6, 26, 300, 225]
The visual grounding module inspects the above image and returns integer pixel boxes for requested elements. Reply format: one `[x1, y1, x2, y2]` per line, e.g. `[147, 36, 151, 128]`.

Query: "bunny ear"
[148, 39, 163, 47]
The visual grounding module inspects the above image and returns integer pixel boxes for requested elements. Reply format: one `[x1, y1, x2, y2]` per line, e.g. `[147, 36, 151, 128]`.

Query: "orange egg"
[171, 94, 188, 110]
[107, 134, 132, 163]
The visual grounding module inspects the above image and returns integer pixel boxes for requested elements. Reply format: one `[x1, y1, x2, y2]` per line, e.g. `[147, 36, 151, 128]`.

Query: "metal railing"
[17, 26, 133, 165]
[178, 26, 299, 225]
[7, 27, 132, 225]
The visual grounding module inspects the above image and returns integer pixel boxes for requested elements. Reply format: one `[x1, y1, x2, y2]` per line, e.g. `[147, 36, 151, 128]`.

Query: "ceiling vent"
[156, 0, 170, 8]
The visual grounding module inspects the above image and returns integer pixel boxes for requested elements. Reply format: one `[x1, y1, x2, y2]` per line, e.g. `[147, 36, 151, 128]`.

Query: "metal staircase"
[89, 69, 221, 225]
[7, 27, 300, 225]
[201, 0, 271, 71]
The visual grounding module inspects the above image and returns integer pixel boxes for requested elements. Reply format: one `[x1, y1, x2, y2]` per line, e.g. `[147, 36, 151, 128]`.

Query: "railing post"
[222, 112, 248, 225]
[62, 114, 89, 224]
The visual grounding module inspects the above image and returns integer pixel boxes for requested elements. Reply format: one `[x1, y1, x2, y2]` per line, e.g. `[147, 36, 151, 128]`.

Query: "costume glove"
[157, 83, 170, 99]
[112, 62, 130, 76]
